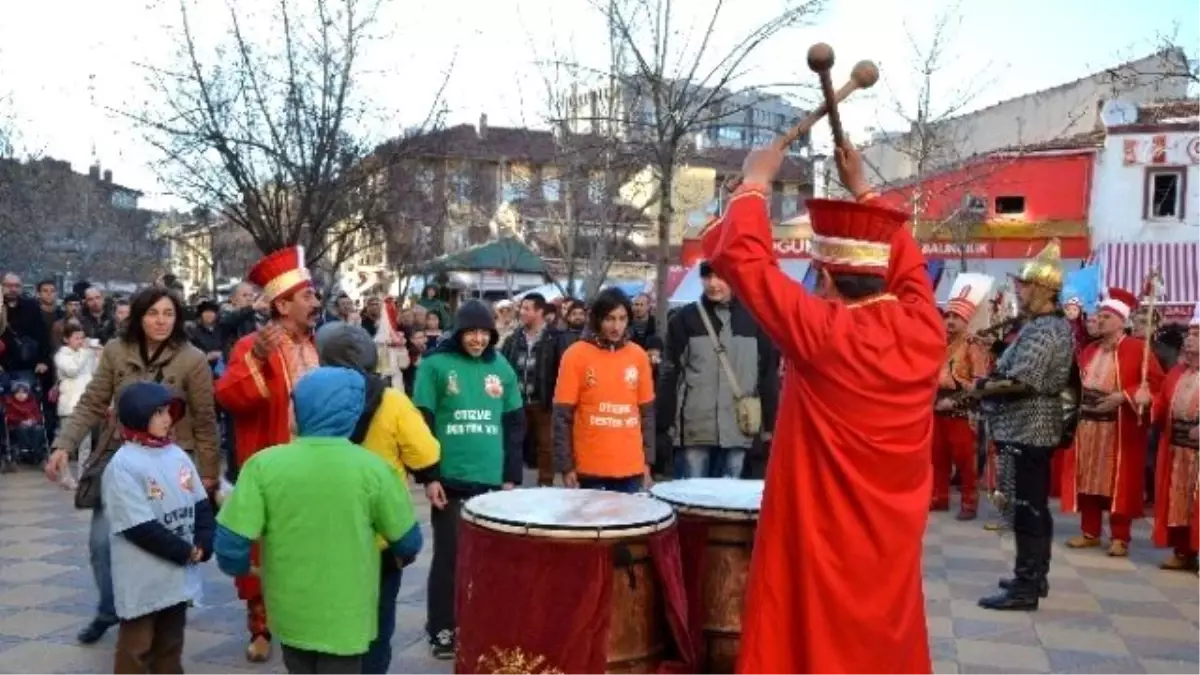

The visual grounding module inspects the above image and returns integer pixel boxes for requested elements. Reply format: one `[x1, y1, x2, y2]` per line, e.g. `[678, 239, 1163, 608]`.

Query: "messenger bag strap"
[696, 303, 745, 400]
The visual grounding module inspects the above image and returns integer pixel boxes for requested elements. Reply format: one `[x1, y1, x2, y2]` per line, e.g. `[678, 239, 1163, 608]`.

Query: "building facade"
[859, 49, 1191, 186]
[1088, 99, 1199, 317]
[562, 76, 810, 155]
[0, 157, 165, 287]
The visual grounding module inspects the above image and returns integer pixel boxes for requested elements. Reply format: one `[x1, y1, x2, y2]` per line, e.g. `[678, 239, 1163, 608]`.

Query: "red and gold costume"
[1151, 310, 1199, 569]
[214, 246, 319, 656]
[703, 185, 942, 674]
[932, 275, 992, 518]
[1061, 288, 1163, 552]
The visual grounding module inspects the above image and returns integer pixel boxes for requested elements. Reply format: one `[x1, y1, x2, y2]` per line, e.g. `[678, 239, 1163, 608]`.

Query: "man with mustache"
[215, 246, 322, 663]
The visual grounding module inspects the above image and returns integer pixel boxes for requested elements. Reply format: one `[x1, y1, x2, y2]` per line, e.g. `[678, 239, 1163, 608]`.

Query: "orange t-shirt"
[554, 340, 654, 477]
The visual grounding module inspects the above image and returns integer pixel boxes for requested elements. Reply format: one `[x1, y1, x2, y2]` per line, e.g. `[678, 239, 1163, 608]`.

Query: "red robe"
[1151, 364, 1200, 551]
[1060, 337, 1163, 517]
[215, 332, 304, 600]
[705, 191, 942, 674]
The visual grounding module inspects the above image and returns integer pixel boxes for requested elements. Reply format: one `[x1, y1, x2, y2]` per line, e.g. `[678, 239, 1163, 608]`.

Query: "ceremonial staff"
[1137, 266, 1161, 418]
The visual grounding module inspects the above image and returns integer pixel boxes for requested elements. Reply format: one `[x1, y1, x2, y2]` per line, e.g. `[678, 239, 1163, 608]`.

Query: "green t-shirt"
[412, 351, 523, 485]
[216, 438, 416, 655]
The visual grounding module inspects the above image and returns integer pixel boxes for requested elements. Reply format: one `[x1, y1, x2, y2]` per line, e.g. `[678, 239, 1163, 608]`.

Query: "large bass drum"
[458, 488, 679, 674]
[650, 479, 763, 674]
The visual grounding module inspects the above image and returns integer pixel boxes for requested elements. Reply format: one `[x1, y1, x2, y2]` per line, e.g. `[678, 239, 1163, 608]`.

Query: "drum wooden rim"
[462, 509, 675, 539]
[650, 479, 762, 521]
[664, 503, 759, 521]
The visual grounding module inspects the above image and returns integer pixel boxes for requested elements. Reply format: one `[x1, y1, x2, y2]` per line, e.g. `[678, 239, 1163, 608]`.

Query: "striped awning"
[1099, 241, 1199, 305]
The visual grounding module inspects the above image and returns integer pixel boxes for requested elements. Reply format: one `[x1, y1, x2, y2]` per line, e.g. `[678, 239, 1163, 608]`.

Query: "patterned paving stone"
[3, 467, 1198, 673]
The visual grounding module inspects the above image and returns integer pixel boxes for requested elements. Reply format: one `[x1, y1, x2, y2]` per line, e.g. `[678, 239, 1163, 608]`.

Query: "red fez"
[805, 199, 907, 277]
[249, 246, 311, 302]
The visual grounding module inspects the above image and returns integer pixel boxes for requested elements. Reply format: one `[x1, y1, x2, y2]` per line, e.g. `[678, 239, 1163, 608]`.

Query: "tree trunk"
[654, 161, 675, 329]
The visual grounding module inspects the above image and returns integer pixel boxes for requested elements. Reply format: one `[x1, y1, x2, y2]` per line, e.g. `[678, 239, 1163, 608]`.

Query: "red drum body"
[651, 479, 763, 674]
[457, 489, 680, 674]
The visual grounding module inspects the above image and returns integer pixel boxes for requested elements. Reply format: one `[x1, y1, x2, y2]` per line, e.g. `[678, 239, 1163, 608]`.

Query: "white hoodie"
[54, 345, 98, 416]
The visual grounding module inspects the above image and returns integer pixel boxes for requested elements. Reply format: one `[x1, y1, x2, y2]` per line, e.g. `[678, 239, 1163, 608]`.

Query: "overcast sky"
[1, 0, 1196, 209]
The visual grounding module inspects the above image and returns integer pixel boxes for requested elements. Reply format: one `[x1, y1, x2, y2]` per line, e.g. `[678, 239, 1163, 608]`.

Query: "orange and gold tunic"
[936, 337, 988, 416]
[1075, 346, 1120, 497]
[1165, 368, 1198, 527]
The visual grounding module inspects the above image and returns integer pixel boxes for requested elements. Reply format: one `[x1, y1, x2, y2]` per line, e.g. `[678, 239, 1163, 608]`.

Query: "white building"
[1089, 99, 1199, 316]
[859, 49, 1191, 186]
[562, 76, 811, 155]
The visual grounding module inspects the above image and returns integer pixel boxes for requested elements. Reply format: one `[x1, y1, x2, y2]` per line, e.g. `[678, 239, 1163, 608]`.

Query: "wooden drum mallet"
[723, 53, 877, 192]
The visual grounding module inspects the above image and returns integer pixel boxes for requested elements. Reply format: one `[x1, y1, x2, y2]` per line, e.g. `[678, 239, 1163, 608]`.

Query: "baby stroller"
[1, 378, 50, 472]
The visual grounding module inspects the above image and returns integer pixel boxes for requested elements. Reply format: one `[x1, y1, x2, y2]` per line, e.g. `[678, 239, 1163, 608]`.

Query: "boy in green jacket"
[215, 367, 422, 674]
[412, 300, 525, 659]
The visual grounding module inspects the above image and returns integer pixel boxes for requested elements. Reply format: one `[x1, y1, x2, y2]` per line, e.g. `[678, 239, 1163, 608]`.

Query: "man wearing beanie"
[411, 299, 525, 659]
[315, 322, 439, 674]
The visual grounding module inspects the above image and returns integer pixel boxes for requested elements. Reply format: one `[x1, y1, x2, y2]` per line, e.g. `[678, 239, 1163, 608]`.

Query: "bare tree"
[591, 0, 825, 325]
[125, 0, 448, 279]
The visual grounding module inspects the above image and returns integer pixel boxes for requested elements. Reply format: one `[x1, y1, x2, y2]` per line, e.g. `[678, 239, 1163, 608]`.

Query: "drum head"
[650, 478, 764, 520]
[462, 488, 675, 539]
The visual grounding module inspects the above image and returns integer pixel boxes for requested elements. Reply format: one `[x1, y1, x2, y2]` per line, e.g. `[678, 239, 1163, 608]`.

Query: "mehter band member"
[932, 273, 992, 520]
[1150, 305, 1199, 572]
[1062, 287, 1163, 557]
[702, 141, 943, 673]
[971, 241, 1075, 611]
[215, 246, 322, 662]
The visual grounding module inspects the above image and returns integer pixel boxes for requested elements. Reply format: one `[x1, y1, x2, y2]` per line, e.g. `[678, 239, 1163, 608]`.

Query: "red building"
[672, 139, 1097, 304]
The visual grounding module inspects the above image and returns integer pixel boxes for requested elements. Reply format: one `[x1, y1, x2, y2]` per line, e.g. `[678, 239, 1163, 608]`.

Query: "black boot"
[979, 534, 1040, 611]
[997, 535, 1051, 597]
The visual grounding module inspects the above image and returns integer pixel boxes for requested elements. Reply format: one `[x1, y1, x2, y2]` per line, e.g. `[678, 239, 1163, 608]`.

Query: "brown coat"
[52, 337, 221, 480]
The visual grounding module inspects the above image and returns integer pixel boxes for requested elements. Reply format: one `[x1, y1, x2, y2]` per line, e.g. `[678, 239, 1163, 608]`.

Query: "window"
[717, 126, 742, 142]
[502, 164, 530, 203]
[994, 196, 1025, 215]
[963, 194, 987, 214]
[542, 168, 561, 202]
[415, 166, 435, 198]
[1144, 167, 1186, 220]
[450, 171, 471, 206]
[588, 172, 606, 204]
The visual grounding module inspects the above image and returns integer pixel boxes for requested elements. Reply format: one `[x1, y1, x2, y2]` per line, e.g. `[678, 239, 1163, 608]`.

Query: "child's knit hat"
[116, 382, 184, 433]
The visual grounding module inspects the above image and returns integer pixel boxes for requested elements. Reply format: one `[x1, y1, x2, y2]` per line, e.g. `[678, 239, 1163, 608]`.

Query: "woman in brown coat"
[44, 286, 220, 645]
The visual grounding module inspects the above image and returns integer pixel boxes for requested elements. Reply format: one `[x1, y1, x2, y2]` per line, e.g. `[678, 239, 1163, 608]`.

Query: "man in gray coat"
[657, 262, 779, 479]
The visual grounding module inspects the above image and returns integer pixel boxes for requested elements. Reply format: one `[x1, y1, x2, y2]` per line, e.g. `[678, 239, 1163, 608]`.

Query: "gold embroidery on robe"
[477, 646, 564, 674]
[1167, 370, 1199, 528]
[1076, 349, 1119, 497]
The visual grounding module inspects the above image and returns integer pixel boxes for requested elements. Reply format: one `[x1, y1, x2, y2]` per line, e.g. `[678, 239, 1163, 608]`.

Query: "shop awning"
[1098, 241, 1199, 306]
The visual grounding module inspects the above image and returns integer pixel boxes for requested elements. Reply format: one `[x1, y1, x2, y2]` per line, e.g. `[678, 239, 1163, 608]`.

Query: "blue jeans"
[362, 553, 403, 674]
[677, 446, 746, 479]
[89, 508, 117, 623]
[578, 475, 642, 493]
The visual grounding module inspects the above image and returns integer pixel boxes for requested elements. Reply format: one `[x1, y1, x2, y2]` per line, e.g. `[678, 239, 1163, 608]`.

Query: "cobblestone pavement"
[1, 467, 1197, 673]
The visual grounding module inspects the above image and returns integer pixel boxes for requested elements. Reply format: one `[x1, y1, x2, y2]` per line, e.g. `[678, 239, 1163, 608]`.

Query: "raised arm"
[705, 186, 839, 363]
[214, 335, 272, 415]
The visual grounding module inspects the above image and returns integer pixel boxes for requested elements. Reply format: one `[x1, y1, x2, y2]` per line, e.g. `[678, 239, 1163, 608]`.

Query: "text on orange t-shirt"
[553, 340, 654, 477]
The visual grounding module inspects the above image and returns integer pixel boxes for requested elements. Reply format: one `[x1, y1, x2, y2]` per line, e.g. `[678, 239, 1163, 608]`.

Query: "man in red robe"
[1151, 306, 1199, 571]
[933, 274, 992, 520]
[215, 246, 322, 662]
[1062, 287, 1164, 557]
[703, 142, 942, 674]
